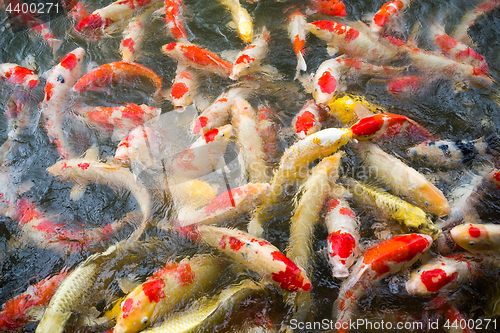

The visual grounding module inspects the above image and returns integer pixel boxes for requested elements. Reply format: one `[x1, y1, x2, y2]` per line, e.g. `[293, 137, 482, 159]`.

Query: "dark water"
[1, 0, 500, 332]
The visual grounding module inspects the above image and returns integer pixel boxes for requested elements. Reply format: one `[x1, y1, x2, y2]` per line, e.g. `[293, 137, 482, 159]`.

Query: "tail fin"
[294, 52, 307, 80]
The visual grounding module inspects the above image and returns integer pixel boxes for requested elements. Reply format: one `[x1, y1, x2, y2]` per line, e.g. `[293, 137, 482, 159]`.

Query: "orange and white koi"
[170, 63, 198, 110]
[75, 0, 162, 40]
[257, 104, 279, 164]
[120, 10, 153, 62]
[350, 112, 436, 142]
[176, 182, 270, 226]
[308, 20, 398, 63]
[230, 27, 270, 80]
[0, 268, 69, 331]
[165, 0, 190, 40]
[191, 85, 252, 134]
[168, 124, 232, 183]
[327, 93, 382, 126]
[162, 42, 233, 78]
[386, 75, 425, 97]
[408, 135, 500, 168]
[287, 153, 343, 274]
[0, 63, 38, 90]
[231, 98, 268, 183]
[13, 198, 140, 252]
[218, 0, 253, 43]
[405, 46, 493, 87]
[115, 125, 157, 167]
[73, 61, 162, 94]
[344, 178, 441, 239]
[74, 103, 161, 142]
[114, 255, 221, 333]
[430, 23, 488, 71]
[7, 0, 63, 55]
[46, 150, 151, 240]
[324, 193, 360, 279]
[310, 0, 346, 17]
[406, 254, 481, 296]
[248, 128, 352, 237]
[292, 100, 322, 139]
[450, 223, 500, 253]
[355, 142, 450, 217]
[370, 0, 412, 33]
[334, 233, 433, 333]
[287, 9, 308, 79]
[41, 47, 85, 159]
[176, 225, 312, 293]
[452, 0, 500, 46]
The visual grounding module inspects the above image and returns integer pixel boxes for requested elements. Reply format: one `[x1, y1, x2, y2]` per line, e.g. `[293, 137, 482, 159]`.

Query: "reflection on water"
[1, 0, 500, 332]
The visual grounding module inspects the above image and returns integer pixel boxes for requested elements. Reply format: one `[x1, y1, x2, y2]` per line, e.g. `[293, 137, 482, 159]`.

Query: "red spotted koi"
[334, 233, 433, 333]
[450, 223, 500, 253]
[0, 63, 38, 90]
[292, 100, 322, 139]
[176, 225, 312, 293]
[370, 0, 412, 33]
[165, 0, 190, 40]
[115, 125, 157, 167]
[170, 63, 198, 110]
[310, 0, 346, 16]
[120, 10, 152, 62]
[230, 27, 270, 80]
[161, 42, 233, 77]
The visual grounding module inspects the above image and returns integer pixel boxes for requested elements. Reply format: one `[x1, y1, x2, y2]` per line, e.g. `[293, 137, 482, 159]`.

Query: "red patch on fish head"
[44, 82, 55, 101]
[317, 71, 337, 94]
[421, 269, 458, 293]
[312, 20, 344, 35]
[270, 251, 311, 292]
[60, 53, 78, 70]
[6, 66, 34, 85]
[164, 43, 177, 51]
[77, 162, 90, 170]
[171, 82, 189, 99]
[313, 0, 346, 16]
[235, 54, 253, 65]
[193, 116, 208, 133]
[203, 128, 219, 143]
[75, 13, 113, 32]
[122, 38, 135, 52]
[121, 297, 134, 314]
[468, 225, 481, 238]
[142, 278, 166, 304]
[28, 79, 38, 89]
[327, 231, 356, 262]
[295, 110, 316, 135]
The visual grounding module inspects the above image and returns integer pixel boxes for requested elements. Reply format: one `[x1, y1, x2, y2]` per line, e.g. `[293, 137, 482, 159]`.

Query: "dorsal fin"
[82, 146, 99, 161]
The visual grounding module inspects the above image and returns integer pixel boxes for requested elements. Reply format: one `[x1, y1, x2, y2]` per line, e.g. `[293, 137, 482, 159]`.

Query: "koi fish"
[324, 192, 360, 279]
[73, 61, 162, 94]
[75, 0, 162, 40]
[356, 142, 450, 217]
[114, 255, 221, 333]
[46, 148, 151, 241]
[386, 75, 425, 97]
[292, 100, 322, 139]
[0, 268, 69, 331]
[0, 63, 38, 90]
[310, 0, 346, 17]
[231, 98, 268, 183]
[344, 178, 441, 239]
[406, 254, 481, 295]
[308, 20, 398, 63]
[176, 225, 312, 293]
[170, 179, 217, 211]
[169, 63, 198, 110]
[450, 223, 500, 253]
[350, 113, 436, 142]
[140, 279, 263, 333]
[230, 27, 270, 80]
[452, 0, 500, 46]
[370, 0, 412, 33]
[13, 198, 140, 252]
[115, 125, 158, 167]
[41, 47, 85, 159]
[36, 242, 122, 333]
[287, 152, 343, 274]
[287, 9, 308, 79]
[486, 168, 500, 189]
[74, 103, 161, 142]
[7, 0, 63, 55]
[334, 233, 433, 333]
[430, 23, 488, 71]
[257, 104, 279, 164]
[218, 0, 254, 43]
[176, 182, 270, 226]
[165, 0, 190, 40]
[191, 85, 252, 134]
[408, 135, 500, 168]
[327, 93, 382, 126]
[168, 124, 232, 183]
[248, 128, 352, 237]
[120, 9, 154, 62]
[66, 0, 91, 22]
[162, 42, 233, 78]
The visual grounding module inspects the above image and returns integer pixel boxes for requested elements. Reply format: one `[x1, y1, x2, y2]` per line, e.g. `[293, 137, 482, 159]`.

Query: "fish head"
[450, 223, 493, 253]
[47, 160, 75, 180]
[74, 13, 112, 40]
[202, 124, 232, 144]
[238, 21, 254, 44]
[114, 279, 165, 333]
[230, 55, 254, 80]
[350, 113, 406, 140]
[405, 215, 441, 240]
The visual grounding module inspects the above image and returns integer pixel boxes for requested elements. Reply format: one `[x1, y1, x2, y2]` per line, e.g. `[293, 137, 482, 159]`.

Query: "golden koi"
[344, 178, 441, 239]
[356, 142, 450, 217]
[231, 98, 269, 183]
[248, 128, 352, 237]
[218, 0, 254, 43]
[114, 255, 221, 333]
[327, 93, 382, 126]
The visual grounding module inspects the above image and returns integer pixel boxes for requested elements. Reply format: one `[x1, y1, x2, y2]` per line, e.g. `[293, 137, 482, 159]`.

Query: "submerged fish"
[218, 0, 254, 43]
[0, 63, 38, 90]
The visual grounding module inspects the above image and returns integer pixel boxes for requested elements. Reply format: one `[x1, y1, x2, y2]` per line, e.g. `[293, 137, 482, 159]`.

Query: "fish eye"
[120, 300, 125, 309]
[407, 227, 416, 233]
[246, 65, 250, 68]
[141, 317, 149, 324]
[469, 241, 476, 246]
[418, 269, 422, 273]
[424, 201, 430, 206]
[219, 132, 224, 137]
